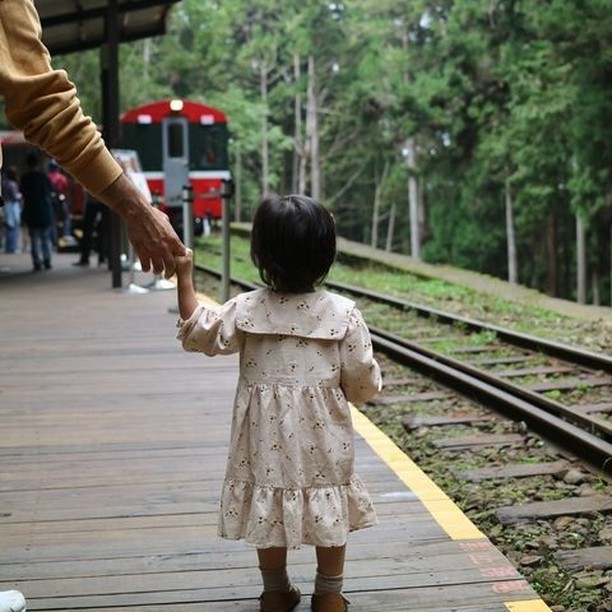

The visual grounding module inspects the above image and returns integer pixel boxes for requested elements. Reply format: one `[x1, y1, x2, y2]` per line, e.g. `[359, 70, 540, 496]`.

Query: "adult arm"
[0, 0, 184, 275]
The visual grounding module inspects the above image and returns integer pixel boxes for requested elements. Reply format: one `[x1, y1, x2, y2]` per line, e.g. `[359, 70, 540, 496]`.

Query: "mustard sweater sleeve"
[0, 0, 122, 197]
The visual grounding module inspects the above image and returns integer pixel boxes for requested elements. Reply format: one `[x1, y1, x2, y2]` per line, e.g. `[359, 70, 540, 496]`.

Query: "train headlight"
[169, 99, 184, 113]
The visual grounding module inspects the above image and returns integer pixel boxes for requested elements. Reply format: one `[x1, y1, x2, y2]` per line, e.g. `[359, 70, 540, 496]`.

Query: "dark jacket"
[20, 170, 53, 227]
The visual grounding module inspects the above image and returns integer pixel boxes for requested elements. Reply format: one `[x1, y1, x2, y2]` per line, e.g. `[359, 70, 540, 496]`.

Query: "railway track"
[323, 281, 612, 475]
[195, 264, 612, 475]
[369, 327, 612, 474]
[324, 280, 612, 608]
[194, 257, 612, 609]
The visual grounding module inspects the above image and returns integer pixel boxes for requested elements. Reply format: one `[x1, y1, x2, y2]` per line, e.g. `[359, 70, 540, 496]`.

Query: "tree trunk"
[234, 144, 242, 222]
[293, 53, 306, 194]
[371, 160, 389, 249]
[306, 55, 320, 200]
[405, 137, 420, 259]
[576, 215, 587, 304]
[260, 64, 269, 196]
[371, 184, 380, 248]
[142, 39, 151, 79]
[591, 270, 600, 305]
[418, 176, 426, 244]
[545, 213, 557, 295]
[386, 201, 396, 252]
[371, 173, 382, 249]
[505, 180, 517, 284]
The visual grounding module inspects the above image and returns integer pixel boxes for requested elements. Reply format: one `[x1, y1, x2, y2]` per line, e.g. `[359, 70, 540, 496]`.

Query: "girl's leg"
[313, 545, 348, 611]
[257, 547, 300, 611]
[257, 547, 289, 578]
[315, 545, 346, 578]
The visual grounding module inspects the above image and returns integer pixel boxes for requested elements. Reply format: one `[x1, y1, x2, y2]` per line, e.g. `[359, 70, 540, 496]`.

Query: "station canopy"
[38, 0, 181, 55]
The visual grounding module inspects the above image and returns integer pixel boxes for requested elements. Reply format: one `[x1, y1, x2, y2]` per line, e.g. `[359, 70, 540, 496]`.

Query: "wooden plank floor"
[0, 252, 551, 611]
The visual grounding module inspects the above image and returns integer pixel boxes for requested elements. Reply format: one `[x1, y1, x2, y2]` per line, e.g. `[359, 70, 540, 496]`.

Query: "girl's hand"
[175, 248, 194, 278]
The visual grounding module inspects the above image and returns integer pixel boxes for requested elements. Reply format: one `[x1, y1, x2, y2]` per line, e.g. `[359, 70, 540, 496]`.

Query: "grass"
[195, 231, 611, 355]
[198, 231, 612, 611]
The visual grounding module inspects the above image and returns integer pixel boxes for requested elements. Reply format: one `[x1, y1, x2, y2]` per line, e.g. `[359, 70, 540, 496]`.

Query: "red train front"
[120, 99, 230, 235]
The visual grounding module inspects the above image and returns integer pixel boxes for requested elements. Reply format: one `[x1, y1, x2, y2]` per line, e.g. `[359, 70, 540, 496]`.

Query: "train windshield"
[189, 124, 229, 170]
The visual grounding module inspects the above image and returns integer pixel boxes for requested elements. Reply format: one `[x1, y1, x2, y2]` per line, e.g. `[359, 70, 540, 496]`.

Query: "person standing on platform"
[72, 194, 109, 267]
[0, 0, 185, 278]
[47, 159, 72, 245]
[1, 166, 22, 253]
[20, 153, 54, 272]
[175, 195, 382, 612]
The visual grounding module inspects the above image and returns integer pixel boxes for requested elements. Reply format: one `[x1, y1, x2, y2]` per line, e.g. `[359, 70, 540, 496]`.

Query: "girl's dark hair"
[251, 194, 336, 292]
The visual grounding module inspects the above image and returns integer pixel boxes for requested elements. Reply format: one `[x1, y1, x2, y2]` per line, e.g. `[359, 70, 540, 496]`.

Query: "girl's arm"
[340, 308, 382, 404]
[175, 250, 199, 320]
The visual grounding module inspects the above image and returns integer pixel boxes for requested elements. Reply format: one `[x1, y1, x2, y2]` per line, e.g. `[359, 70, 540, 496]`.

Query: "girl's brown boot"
[259, 585, 301, 612]
[311, 593, 349, 612]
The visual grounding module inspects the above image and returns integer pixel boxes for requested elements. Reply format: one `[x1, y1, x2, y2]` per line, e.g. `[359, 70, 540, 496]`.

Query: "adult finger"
[163, 253, 177, 279]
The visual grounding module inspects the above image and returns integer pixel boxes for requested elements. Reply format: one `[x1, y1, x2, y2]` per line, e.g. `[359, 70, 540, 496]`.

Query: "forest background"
[7, 0, 612, 305]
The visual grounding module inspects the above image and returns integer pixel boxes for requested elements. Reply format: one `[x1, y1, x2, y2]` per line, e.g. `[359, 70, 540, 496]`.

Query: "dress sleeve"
[339, 307, 382, 404]
[0, 0, 122, 197]
[176, 300, 244, 356]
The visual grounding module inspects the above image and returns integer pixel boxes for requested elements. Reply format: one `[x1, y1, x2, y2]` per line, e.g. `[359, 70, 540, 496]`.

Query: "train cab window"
[167, 123, 185, 158]
[190, 124, 229, 170]
[120, 124, 160, 171]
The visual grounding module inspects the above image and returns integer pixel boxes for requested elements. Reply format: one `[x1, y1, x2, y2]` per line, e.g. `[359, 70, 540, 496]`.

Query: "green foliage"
[40, 0, 612, 304]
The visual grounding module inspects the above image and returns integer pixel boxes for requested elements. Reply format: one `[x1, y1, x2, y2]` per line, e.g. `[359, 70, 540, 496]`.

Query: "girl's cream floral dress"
[177, 288, 381, 549]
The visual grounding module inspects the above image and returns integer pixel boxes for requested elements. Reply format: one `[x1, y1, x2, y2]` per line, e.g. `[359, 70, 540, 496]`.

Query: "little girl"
[175, 194, 382, 612]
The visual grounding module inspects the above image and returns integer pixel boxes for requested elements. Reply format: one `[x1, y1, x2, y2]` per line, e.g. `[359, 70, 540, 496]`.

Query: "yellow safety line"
[351, 406, 485, 540]
[351, 407, 552, 611]
[505, 601, 552, 612]
[187, 289, 549, 609]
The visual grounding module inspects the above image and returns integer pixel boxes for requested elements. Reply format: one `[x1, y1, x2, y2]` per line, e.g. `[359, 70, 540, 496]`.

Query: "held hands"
[175, 248, 194, 280]
[126, 206, 186, 279]
[101, 173, 186, 278]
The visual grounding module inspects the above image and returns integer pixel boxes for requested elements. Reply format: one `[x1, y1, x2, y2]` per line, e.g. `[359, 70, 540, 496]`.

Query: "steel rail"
[196, 264, 256, 292]
[370, 329, 612, 476]
[327, 280, 612, 374]
[370, 326, 612, 441]
[195, 265, 612, 471]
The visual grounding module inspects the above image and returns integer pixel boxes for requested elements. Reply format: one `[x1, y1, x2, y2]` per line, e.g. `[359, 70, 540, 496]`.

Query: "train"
[1, 98, 230, 240]
[119, 99, 231, 235]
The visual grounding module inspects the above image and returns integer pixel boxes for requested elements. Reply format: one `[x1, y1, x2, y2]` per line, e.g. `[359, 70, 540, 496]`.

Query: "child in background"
[175, 194, 381, 612]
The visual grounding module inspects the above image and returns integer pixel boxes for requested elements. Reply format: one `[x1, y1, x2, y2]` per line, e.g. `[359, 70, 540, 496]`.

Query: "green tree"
[37, 0, 612, 304]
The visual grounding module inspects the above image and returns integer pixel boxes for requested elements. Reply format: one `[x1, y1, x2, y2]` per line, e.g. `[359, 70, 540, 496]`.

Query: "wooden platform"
[0, 252, 551, 611]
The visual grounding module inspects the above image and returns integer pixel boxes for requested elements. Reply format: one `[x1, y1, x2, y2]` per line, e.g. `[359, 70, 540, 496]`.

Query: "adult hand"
[99, 172, 186, 278]
[126, 205, 185, 278]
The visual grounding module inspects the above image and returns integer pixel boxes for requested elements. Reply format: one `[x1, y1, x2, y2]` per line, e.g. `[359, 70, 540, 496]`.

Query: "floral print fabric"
[177, 288, 382, 549]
